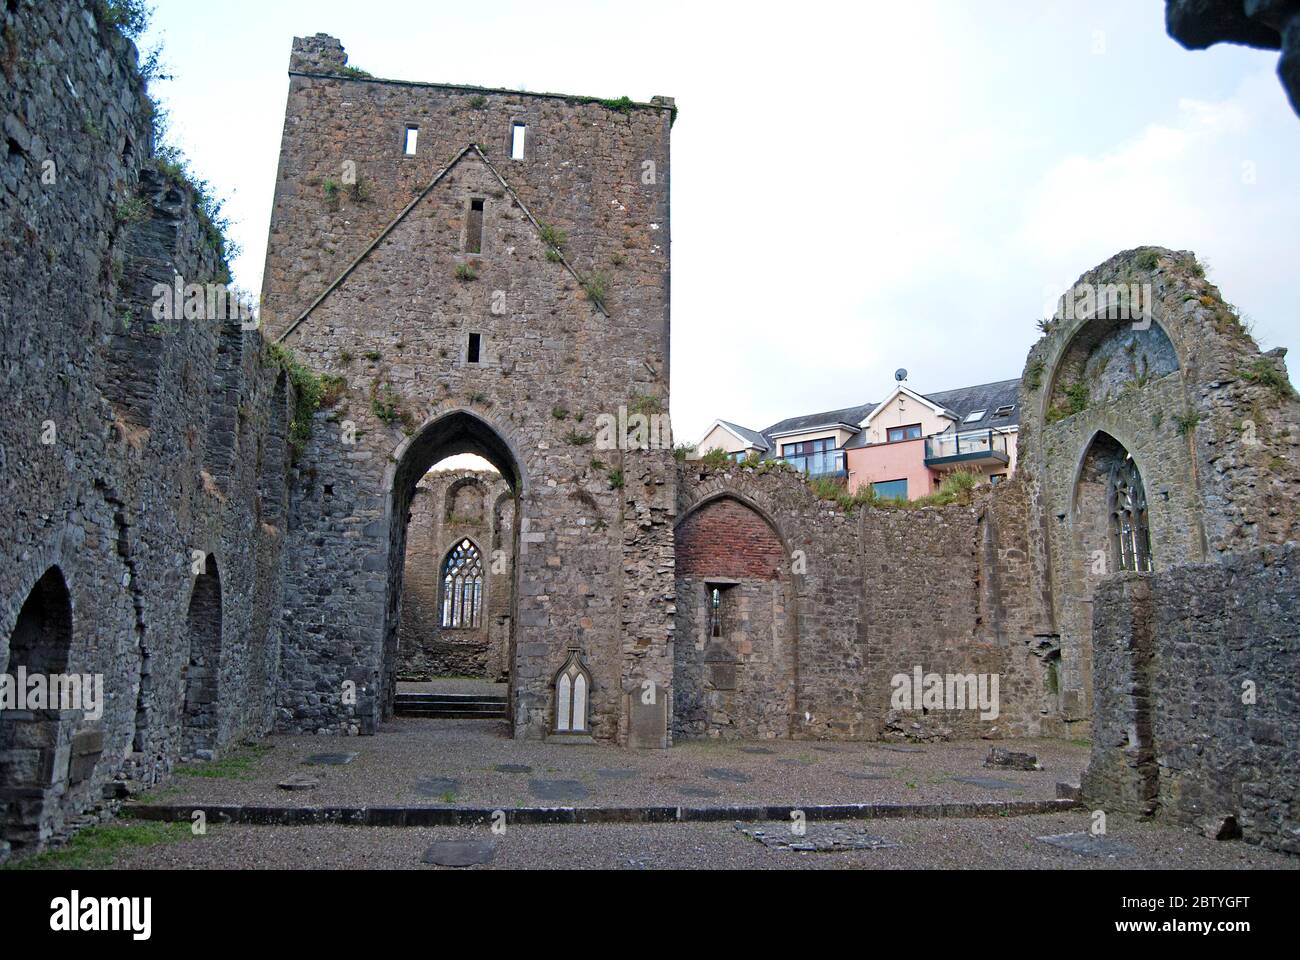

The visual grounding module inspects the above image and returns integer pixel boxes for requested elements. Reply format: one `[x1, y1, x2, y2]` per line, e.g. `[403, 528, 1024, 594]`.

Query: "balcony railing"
[924, 430, 1010, 467]
[780, 450, 847, 478]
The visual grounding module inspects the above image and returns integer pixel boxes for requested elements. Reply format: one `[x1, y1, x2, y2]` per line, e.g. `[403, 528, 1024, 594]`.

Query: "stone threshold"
[122, 797, 1079, 828]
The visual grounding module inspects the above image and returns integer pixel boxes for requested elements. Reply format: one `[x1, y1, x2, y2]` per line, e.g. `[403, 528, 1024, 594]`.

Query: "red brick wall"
[676, 498, 785, 580]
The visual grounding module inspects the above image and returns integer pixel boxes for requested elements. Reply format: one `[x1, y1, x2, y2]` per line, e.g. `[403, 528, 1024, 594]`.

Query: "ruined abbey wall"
[1017, 247, 1300, 738]
[0, 0, 291, 852]
[674, 466, 1046, 741]
[1084, 545, 1300, 854]
[264, 37, 677, 744]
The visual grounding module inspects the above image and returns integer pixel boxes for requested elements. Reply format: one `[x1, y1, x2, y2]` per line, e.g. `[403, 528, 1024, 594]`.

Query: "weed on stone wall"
[269, 344, 346, 458]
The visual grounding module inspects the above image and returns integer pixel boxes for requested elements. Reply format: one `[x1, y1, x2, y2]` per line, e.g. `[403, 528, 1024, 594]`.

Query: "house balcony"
[780, 450, 847, 479]
[924, 431, 1010, 470]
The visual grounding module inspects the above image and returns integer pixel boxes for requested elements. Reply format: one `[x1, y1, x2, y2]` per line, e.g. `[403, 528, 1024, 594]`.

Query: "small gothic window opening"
[441, 539, 484, 628]
[710, 588, 723, 638]
[553, 649, 593, 735]
[466, 198, 484, 254]
[511, 123, 527, 160]
[1109, 455, 1153, 573]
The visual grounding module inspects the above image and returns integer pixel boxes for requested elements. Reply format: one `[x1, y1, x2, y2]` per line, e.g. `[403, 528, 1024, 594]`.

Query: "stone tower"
[262, 35, 677, 744]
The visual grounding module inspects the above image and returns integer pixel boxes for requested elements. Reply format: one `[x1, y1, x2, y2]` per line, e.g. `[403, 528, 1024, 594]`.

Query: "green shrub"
[454, 263, 478, 282]
[1239, 358, 1298, 402]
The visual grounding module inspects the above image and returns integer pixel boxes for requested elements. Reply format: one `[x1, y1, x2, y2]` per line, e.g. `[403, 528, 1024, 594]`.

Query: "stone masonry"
[2, 2, 1298, 860]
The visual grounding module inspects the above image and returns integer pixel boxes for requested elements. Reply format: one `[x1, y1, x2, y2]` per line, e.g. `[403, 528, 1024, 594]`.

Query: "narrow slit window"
[404, 126, 419, 156]
[510, 123, 527, 160]
[466, 199, 484, 254]
[467, 333, 482, 365]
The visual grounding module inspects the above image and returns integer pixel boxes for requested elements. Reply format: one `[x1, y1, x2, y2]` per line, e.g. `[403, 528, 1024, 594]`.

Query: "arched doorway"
[182, 555, 223, 759]
[1, 567, 74, 848]
[672, 494, 796, 740]
[383, 410, 523, 723]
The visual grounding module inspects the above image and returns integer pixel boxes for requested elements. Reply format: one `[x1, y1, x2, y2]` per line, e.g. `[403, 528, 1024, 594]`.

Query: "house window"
[873, 478, 909, 501]
[467, 333, 482, 364]
[990, 473, 1008, 485]
[466, 199, 484, 254]
[553, 649, 593, 735]
[730, 451, 750, 463]
[510, 123, 527, 160]
[404, 126, 419, 156]
[440, 539, 484, 629]
[782, 438, 834, 458]
[994, 405, 1015, 418]
[887, 424, 922, 443]
[964, 410, 987, 424]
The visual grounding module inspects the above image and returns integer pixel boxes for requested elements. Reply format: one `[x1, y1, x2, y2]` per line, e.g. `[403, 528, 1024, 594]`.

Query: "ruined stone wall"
[266, 36, 675, 744]
[674, 464, 1042, 742]
[0, 0, 291, 852]
[396, 470, 513, 680]
[1083, 545, 1300, 854]
[1017, 247, 1300, 737]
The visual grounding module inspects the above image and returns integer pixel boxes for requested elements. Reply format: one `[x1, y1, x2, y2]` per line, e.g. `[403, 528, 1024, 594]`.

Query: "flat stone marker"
[880, 745, 925, 754]
[678, 786, 722, 799]
[414, 777, 461, 798]
[952, 776, 1020, 790]
[422, 840, 496, 867]
[704, 767, 752, 783]
[777, 758, 813, 767]
[842, 772, 889, 782]
[494, 764, 533, 774]
[529, 779, 588, 802]
[596, 769, 637, 780]
[736, 823, 900, 852]
[812, 745, 845, 754]
[861, 760, 896, 768]
[304, 753, 358, 766]
[738, 746, 775, 755]
[277, 775, 320, 792]
[1037, 833, 1136, 859]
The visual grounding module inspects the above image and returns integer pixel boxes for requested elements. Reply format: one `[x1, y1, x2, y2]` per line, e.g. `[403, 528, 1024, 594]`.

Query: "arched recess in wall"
[257, 371, 290, 528]
[101, 168, 186, 433]
[204, 320, 246, 493]
[382, 410, 525, 722]
[0, 567, 74, 848]
[182, 554, 224, 759]
[1043, 312, 1181, 423]
[444, 477, 486, 526]
[673, 493, 798, 739]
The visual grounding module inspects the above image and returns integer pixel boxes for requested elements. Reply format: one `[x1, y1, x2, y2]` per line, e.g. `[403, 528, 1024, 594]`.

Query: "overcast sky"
[143, 0, 1300, 446]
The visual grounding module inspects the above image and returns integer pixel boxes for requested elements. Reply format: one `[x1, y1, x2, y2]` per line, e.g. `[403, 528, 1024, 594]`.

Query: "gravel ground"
[102, 811, 1299, 870]
[135, 721, 1087, 810]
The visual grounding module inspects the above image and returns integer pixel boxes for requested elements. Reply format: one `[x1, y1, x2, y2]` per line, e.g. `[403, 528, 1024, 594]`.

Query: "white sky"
[144, 0, 1300, 445]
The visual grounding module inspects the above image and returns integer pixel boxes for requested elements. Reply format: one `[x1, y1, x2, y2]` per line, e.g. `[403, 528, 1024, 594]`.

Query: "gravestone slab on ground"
[1036, 833, 1137, 858]
[704, 768, 752, 783]
[985, 748, 1041, 771]
[678, 785, 722, 799]
[738, 746, 775, 755]
[529, 779, 588, 802]
[494, 764, 533, 774]
[422, 840, 496, 867]
[880, 745, 925, 754]
[414, 777, 461, 798]
[735, 823, 901, 852]
[277, 775, 320, 792]
[304, 753, 359, 766]
[842, 772, 889, 781]
[596, 769, 638, 780]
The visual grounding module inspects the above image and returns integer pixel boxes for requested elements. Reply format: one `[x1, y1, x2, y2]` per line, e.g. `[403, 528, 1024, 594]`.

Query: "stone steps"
[393, 693, 508, 720]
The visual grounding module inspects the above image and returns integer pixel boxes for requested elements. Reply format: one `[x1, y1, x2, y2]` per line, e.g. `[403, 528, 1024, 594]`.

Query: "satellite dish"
[895, 369, 908, 383]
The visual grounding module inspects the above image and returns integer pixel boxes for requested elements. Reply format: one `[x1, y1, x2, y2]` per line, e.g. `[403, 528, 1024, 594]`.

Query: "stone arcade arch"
[0, 567, 74, 848]
[182, 555, 224, 759]
[382, 410, 524, 722]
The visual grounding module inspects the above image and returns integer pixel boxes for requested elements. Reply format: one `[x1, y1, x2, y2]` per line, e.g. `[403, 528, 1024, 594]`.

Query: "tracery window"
[441, 539, 484, 628]
[1109, 456, 1153, 573]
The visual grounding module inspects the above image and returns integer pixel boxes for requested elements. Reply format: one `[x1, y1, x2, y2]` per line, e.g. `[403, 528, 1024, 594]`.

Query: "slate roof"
[717, 420, 771, 451]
